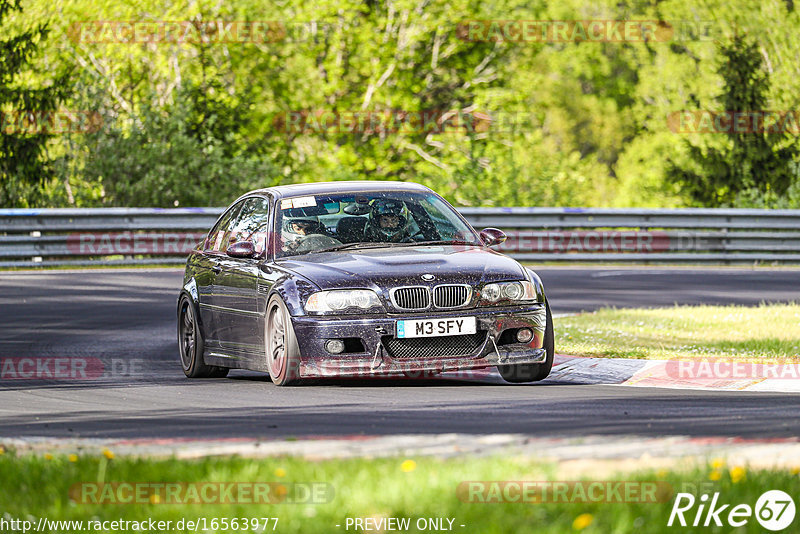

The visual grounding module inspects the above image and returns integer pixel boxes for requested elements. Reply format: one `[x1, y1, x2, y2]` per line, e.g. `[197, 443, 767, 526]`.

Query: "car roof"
[247, 180, 433, 199]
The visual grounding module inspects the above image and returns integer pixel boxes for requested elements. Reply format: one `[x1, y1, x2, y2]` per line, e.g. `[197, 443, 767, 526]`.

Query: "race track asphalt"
[1, 267, 799, 440]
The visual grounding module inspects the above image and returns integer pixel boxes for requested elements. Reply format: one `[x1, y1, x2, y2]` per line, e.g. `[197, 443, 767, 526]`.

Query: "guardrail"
[1, 207, 799, 267]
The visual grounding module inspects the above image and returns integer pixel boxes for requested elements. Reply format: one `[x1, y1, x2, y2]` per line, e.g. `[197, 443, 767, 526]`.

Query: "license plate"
[396, 317, 476, 338]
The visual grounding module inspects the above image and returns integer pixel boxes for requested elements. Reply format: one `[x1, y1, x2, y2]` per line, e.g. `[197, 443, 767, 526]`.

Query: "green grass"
[556, 303, 800, 361]
[0, 452, 798, 533]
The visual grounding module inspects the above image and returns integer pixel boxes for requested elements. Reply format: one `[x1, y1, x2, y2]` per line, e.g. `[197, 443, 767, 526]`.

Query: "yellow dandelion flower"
[276, 485, 288, 498]
[729, 466, 746, 483]
[656, 469, 668, 478]
[102, 449, 114, 460]
[150, 493, 161, 504]
[791, 466, 800, 475]
[711, 458, 725, 470]
[573, 513, 593, 531]
[68, 454, 78, 462]
[44, 453, 53, 460]
[709, 470, 721, 481]
[274, 467, 286, 478]
[400, 460, 416, 473]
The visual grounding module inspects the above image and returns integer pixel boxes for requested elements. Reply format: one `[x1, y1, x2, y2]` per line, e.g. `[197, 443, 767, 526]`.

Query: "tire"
[178, 295, 229, 379]
[265, 295, 302, 386]
[497, 303, 554, 383]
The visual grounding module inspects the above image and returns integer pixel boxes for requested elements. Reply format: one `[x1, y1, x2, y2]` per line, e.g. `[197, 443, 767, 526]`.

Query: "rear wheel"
[265, 295, 302, 386]
[497, 303, 554, 383]
[178, 296, 229, 378]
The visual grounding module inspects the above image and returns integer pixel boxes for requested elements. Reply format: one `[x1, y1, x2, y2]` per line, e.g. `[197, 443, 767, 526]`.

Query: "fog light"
[516, 328, 533, 343]
[325, 339, 346, 354]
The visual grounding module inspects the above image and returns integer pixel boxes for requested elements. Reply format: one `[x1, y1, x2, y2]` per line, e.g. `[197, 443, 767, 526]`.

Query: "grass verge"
[0, 452, 797, 533]
[556, 303, 800, 361]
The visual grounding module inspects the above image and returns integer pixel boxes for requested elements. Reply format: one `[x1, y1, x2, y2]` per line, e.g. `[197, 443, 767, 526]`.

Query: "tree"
[666, 34, 800, 206]
[0, 0, 70, 206]
[83, 92, 280, 207]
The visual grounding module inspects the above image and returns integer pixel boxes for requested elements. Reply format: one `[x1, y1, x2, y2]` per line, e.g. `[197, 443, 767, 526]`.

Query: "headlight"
[479, 281, 537, 305]
[305, 290, 383, 313]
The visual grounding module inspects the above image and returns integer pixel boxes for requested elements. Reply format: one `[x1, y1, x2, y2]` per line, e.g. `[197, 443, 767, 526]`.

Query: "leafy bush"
[83, 97, 281, 207]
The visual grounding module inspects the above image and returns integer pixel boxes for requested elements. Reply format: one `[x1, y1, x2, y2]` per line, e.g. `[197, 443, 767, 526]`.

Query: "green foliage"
[666, 35, 800, 206]
[734, 176, 800, 209]
[5, 0, 800, 207]
[0, 0, 70, 207]
[83, 91, 280, 207]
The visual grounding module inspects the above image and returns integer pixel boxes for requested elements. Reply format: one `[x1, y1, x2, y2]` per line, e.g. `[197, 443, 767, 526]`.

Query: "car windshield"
[274, 190, 480, 258]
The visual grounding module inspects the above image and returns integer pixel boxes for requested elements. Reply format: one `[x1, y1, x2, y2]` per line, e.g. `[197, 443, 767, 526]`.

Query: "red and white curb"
[547, 355, 800, 393]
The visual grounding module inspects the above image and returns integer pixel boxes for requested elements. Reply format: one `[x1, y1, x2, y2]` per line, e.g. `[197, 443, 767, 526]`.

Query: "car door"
[197, 200, 245, 349]
[214, 196, 274, 358]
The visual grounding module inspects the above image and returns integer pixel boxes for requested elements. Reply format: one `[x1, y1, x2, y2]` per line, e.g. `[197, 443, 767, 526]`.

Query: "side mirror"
[479, 228, 507, 247]
[226, 241, 256, 258]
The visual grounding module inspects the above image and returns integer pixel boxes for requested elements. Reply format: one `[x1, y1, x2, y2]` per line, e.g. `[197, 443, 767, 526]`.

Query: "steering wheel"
[294, 234, 342, 253]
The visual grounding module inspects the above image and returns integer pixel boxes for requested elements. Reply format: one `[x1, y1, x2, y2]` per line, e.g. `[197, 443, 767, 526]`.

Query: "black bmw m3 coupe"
[178, 181, 553, 385]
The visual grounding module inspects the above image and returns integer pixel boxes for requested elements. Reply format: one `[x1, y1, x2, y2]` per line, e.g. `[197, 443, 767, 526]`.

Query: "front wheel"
[178, 296, 229, 378]
[265, 295, 302, 386]
[497, 303, 554, 383]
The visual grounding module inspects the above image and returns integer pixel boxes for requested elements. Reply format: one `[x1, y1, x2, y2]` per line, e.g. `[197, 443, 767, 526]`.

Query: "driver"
[364, 199, 412, 243]
[283, 215, 325, 251]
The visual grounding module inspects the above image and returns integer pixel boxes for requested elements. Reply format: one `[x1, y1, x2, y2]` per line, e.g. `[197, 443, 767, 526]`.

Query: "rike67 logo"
[668, 490, 796, 531]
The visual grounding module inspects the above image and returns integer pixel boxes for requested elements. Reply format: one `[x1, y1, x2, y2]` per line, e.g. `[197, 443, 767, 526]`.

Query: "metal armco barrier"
[1, 207, 800, 267]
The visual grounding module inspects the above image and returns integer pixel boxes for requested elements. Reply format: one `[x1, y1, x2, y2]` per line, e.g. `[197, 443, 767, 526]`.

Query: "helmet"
[284, 215, 322, 235]
[368, 199, 409, 240]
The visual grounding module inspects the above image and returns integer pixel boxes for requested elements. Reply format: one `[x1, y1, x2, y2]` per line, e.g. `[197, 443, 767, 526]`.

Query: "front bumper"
[291, 303, 547, 378]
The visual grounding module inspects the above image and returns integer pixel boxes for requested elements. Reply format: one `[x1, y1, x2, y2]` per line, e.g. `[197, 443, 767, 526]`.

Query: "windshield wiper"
[316, 242, 396, 253]
[316, 240, 479, 253]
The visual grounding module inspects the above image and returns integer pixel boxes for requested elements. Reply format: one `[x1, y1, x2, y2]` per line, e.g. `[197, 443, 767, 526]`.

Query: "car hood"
[276, 245, 528, 291]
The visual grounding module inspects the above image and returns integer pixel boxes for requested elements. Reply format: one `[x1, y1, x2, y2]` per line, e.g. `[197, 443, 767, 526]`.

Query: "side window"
[227, 197, 271, 255]
[206, 201, 245, 252]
